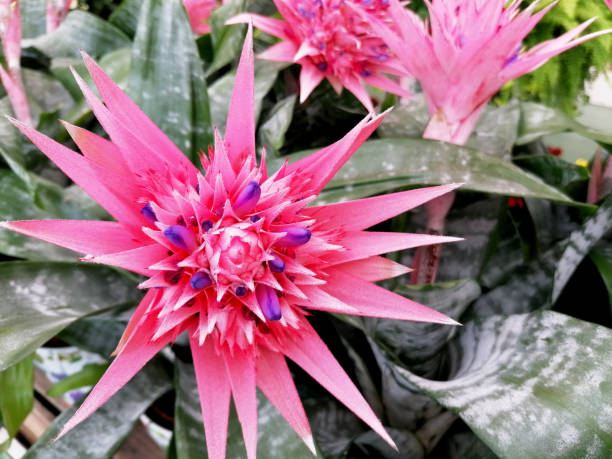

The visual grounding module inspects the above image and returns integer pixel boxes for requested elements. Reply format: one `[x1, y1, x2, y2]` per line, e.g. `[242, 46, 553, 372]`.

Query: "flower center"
[203, 223, 266, 287]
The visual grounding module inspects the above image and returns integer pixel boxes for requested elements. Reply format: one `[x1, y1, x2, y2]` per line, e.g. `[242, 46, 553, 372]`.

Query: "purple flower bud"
[249, 215, 261, 223]
[191, 271, 212, 290]
[276, 227, 311, 248]
[163, 225, 197, 252]
[255, 284, 282, 321]
[235, 286, 247, 296]
[268, 254, 285, 273]
[140, 203, 157, 223]
[233, 181, 261, 215]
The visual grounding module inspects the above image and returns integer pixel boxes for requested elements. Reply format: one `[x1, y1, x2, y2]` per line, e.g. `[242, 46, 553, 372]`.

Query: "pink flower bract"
[0, 0, 32, 125]
[183, 0, 225, 35]
[46, 0, 72, 33]
[372, 0, 612, 144]
[1, 27, 461, 459]
[229, 0, 408, 111]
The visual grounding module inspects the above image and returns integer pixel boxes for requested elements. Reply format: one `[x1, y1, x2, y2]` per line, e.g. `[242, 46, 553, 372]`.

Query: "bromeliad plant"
[0, 0, 611, 458]
[1, 26, 461, 459]
[229, 0, 408, 111]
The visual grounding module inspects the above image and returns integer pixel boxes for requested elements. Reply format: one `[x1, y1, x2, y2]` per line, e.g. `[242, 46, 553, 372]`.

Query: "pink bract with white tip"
[1, 26, 461, 459]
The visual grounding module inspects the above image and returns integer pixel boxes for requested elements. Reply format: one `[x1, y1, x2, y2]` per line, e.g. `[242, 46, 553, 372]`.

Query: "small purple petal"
[191, 271, 212, 290]
[249, 215, 261, 223]
[255, 284, 282, 321]
[235, 286, 247, 296]
[268, 254, 285, 273]
[233, 181, 261, 215]
[163, 225, 197, 251]
[140, 203, 157, 223]
[276, 227, 312, 248]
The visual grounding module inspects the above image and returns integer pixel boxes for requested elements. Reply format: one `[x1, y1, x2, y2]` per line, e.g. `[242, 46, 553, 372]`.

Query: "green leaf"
[370, 279, 480, 377]
[109, 0, 142, 37]
[270, 138, 579, 206]
[209, 60, 288, 133]
[207, 0, 247, 75]
[0, 355, 34, 439]
[0, 98, 33, 190]
[0, 169, 108, 259]
[517, 102, 612, 145]
[552, 194, 612, 302]
[0, 171, 74, 260]
[386, 311, 612, 458]
[23, 10, 131, 59]
[590, 243, 612, 310]
[19, 0, 46, 39]
[127, 0, 213, 161]
[259, 94, 297, 154]
[0, 261, 139, 371]
[58, 315, 128, 358]
[470, 195, 612, 319]
[173, 360, 208, 459]
[22, 69, 75, 123]
[24, 357, 171, 459]
[513, 154, 589, 193]
[46, 363, 109, 397]
[173, 358, 314, 458]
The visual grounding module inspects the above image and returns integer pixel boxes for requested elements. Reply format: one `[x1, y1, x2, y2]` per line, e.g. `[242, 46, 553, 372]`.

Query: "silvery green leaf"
[387, 311, 612, 459]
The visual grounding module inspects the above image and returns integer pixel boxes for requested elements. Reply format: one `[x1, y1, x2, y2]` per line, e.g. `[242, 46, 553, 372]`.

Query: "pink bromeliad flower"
[0, 0, 32, 125]
[183, 0, 224, 35]
[228, 0, 408, 111]
[46, 0, 72, 33]
[1, 28, 461, 458]
[372, 0, 612, 145]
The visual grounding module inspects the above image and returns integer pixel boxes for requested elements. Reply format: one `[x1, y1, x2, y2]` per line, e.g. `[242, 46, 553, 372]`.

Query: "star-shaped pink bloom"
[1, 27, 461, 459]
[228, 0, 409, 111]
[372, 0, 612, 145]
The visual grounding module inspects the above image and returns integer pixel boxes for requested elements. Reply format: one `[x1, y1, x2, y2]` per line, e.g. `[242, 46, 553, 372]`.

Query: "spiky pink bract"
[183, 0, 225, 35]
[0, 0, 32, 125]
[372, 0, 612, 145]
[46, 0, 72, 32]
[0, 27, 461, 459]
[228, 0, 408, 111]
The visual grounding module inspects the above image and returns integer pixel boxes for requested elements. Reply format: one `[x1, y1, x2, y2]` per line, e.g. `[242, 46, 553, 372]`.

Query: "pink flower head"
[372, 0, 612, 144]
[228, 0, 409, 111]
[605, 0, 612, 11]
[1, 27, 461, 458]
[0, 0, 31, 125]
[183, 0, 224, 35]
[46, 0, 72, 33]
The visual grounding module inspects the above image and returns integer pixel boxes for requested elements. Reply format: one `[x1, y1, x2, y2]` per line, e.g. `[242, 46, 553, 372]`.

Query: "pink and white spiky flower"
[372, 0, 612, 145]
[183, 0, 225, 35]
[229, 0, 408, 111]
[0, 28, 461, 459]
[0, 0, 32, 125]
